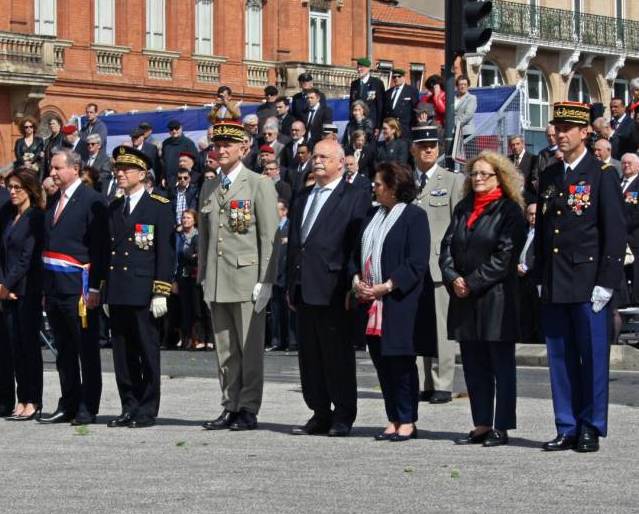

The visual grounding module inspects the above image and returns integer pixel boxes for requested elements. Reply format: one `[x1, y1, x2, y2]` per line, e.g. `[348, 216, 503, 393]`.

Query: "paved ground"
[2, 363, 638, 513]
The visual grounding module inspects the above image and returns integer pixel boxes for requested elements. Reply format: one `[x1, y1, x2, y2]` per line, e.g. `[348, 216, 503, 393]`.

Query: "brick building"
[0, 0, 444, 165]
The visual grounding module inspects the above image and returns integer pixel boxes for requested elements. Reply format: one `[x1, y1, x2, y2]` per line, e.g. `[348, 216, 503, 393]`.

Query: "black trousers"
[270, 285, 295, 348]
[518, 276, 542, 343]
[367, 337, 418, 423]
[0, 311, 15, 411]
[296, 300, 357, 425]
[45, 294, 102, 415]
[460, 340, 516, 431]
[177, 277, 206, 341]
[2, 296, 43, 404]
[110, 305, 161, 420]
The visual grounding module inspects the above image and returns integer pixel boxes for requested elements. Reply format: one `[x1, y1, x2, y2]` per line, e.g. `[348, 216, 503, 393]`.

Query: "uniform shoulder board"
[150, 193, 170, 203]
[601, 163, 612, 171]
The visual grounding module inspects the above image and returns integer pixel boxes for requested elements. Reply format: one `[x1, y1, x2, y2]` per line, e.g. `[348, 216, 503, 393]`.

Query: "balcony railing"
[483, 0, 639, 53]
[277, 62, 358, 97]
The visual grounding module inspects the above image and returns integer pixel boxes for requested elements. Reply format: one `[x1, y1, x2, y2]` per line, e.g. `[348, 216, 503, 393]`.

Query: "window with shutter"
[245, 1, 262, 60]
[195, 0, 213, 55]
[34, 0, 57, 36]
[95, 0, 115, 45]
[146, 0, 165, 50]
[309, 9, 331, 65]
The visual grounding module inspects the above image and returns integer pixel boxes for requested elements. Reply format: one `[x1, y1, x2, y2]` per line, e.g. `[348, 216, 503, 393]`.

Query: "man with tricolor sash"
[38, 148, 108, 426]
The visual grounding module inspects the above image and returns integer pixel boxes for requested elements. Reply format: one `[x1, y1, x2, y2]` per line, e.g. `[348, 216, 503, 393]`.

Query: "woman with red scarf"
[439, 150, 527, 448]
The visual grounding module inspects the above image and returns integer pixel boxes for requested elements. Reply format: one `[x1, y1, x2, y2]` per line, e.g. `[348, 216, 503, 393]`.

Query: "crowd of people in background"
[1, 57, 637, 452]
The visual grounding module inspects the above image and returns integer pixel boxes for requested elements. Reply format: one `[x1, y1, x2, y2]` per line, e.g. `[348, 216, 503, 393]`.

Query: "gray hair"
[351, 99, 370, 117]
[621, 152, 639, 164]
[85, 134, 102, 145]
[592, 117, 610, 130]
[243, 114, 258, 125]
[508, 134, 524, 143]
[52, 148, 82, 169]
[263, 117, 279, 133]
[197, 136, 209, 151]
[594, 138, 611, 150]
[630, 77, 639, 92]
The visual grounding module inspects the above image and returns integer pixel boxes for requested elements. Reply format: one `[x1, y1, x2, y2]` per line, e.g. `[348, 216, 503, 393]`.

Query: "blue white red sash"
[42, 251, 91, 327]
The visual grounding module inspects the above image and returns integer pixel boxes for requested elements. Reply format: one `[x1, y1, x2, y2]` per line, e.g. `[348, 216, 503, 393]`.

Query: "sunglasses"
[87, 142, 99, 146]
[177, 176, 190, 181]
[23, 125, 34, 129]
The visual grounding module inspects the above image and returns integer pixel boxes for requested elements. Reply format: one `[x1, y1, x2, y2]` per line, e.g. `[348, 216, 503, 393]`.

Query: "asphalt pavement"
[1, 349, 636, 512]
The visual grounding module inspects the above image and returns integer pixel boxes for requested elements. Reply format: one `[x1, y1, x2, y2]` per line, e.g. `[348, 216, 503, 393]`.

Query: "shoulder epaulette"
[150, 193, 170, 203]
[601, 163, 612, 171]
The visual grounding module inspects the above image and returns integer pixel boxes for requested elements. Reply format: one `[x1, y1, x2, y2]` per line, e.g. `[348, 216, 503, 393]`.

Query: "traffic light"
[449, 0, 493, 56]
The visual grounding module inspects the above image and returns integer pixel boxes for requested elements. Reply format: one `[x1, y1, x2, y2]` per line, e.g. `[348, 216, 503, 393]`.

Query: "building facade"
[464, 0, 639, 146]
[0, 0, 444, 165]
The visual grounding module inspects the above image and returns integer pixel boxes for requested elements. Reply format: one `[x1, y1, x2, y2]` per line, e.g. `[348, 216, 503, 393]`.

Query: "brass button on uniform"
[123, 266, 128, 271]
[219, 223, 223, 228]
[112, 251, 116, 255]
[553, 248, 559, 254]
[556, 210, 561, 215]
[128, 237, 132, 241]
[218, 251, 223, 256]
[554, 229, 559, 234]
[218, 238, 223, 242]
[589, 256, 593, 261]
[124, 251, 129, 256]
[109, 265, 114, 270]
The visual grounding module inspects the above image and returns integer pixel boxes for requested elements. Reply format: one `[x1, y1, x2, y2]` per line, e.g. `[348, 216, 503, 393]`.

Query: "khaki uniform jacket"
[413, 165, 465, 283]
[198, 164, 279, 303]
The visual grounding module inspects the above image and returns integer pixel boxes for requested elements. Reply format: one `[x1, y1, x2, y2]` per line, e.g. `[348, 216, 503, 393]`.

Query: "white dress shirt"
[563, 148, 588, 174]
[301, 175, 343, 233]
[220, 161, 243, 187]
[622, 173, 638, 193]
[126, 185, 146, 214]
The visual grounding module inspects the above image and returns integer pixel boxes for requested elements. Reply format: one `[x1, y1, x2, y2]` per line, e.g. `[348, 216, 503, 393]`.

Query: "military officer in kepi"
[534, 102, 626, 453]
[198, 120, 279, 432]
[105, 145, 175, 429]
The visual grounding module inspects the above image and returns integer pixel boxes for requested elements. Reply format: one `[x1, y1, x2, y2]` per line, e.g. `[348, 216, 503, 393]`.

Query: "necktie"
[611, 118, 619, 130]
[622, 178, 629, 191]
[419, 172, 428, 191]
[123, 196, 131, 218]
[107, 179, 116, 198]
[354, 149, 362, 161]
[391, 87, 400, 109]
[53, 194, 67, 224]
[565, 165, 572, 177]
[221, 174, 231, 190]
[88, 156, 95, 167]
[301, 188, 326, 243]
[307, 109, 315, 128]
[345, 172, 354, 184]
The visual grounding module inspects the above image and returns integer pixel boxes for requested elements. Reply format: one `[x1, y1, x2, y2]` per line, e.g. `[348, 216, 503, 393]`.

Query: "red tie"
[53, 194, 67, 224]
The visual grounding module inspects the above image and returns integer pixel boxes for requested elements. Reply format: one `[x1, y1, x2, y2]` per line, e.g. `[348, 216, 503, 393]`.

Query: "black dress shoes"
[390, 426, 418, 442]
[202, 409, 238, 430]
[229, 410, 258, 431]
[374, 431, 395, 441]
[576, 427, 600, 453]
[429, 391, 452, 404]
[455, 429, 491, 445]
[71, 411, 96, 426]
[327, 422, 351, 437]
[291, 416, 332, 436]
[128, 417, 156, 428]
[107, 413, 134, 428]
[483, 429, 509, 447]
[419, 390, 434, 402]
[266, 345, 288, 352]
[542, 434, 577, 451]
[37, 409, 73, 424]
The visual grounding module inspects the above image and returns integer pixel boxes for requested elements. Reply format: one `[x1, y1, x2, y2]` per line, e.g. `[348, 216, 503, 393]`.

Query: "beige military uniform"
[414, 164, 465, 393]
[198, 163, 279, 414]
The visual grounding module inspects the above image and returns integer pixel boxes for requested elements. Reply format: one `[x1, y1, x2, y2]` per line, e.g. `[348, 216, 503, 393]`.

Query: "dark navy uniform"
[622, 175, 639, 302]
[106, 147, 175, 425]
[535, 142, 625, 440]
[349, 70, 386, 130]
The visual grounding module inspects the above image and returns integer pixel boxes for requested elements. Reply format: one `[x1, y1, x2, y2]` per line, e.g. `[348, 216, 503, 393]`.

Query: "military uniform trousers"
[45, 294, 102, 415]
[210, 301, 265, 415]
[110, 305, 161, 420]
[541, 302, 610, 437]
[420, 283, 457, 392]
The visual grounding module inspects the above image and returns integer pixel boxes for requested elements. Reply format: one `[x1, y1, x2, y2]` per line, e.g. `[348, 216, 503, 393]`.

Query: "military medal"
[134, 224, 155, 250]
[625, 191, 638, 205]
[567, 181, 591, 216]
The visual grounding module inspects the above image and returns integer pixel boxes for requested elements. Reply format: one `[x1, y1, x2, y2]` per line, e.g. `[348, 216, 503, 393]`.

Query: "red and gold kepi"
[213, 120, 247, 143]
[551, 101, 591, 126]
[112, 145, 151, 171]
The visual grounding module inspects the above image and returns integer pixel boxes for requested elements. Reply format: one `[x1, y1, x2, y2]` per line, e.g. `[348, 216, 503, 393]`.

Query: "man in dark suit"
[38, 148, 108, 425]
[343, 154, 372, 196]
[349, 57, 386, 131]
[169, 168, 199, 227]
[383, 69, 419, 138]
[535, 101, 626, 453]
[610, 96, 637, 159]
[517, 202, 541, 343]
[291, 73, 327, 122]
[80, 102, 108, 147]
[105, 146, 174, 428]
[279, 121, 308, 171]
[303, 88, 333, 147]
[0, 186, 13, 416]
[509, 135, 537, 193]
[620, 153, 639, 303]
[287, 139, 370, 437]
[262, 161, 292, 205]
[345, 136, 376, 180]
[85, 134, 112, 190]
[131, 128, 162, 180]
[161, 120, 198, 188]
[62, 125, 90, 164]
[284, 143, 313, 201]
[275, 96, 295, 139]
[256, 85, 279, 134]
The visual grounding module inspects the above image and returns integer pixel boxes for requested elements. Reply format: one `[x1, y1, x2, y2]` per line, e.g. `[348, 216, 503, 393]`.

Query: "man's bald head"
[311, 139, 345, 186]
[593, 138, 612, 162]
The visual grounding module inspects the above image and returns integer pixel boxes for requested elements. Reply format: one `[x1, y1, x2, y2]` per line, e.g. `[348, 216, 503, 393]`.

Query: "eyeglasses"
[23, 125, 34, 129]
[177, 176, 190, 181]
[469, 171, 497, 179]
[7, 185, 24, 191]
[169, 127, 180, 132]
[87, 142, 99, 146]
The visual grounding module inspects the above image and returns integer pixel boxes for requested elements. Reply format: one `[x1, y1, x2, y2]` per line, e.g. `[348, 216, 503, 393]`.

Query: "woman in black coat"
[375, 117, 409, 166]
[14, 116, 44, 172]
[353, 162, 433, 442]
[439, 150, 527, 447]
[0, 168, 45, 421]
[342, 100, 375, 148]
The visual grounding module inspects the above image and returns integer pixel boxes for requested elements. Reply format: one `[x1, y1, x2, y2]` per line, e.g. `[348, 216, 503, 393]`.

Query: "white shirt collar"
[127, 186, 146, 213]
[563, 148, 588, 173]
[623, 174, 638, 190]
[416, 162, 438, 181]
[616, 113, 627, 124]
[361, 74, 370, 84]
[221, 161, 243, 186]
[61, 178, 82, 199]
[315, 174, 343, 192]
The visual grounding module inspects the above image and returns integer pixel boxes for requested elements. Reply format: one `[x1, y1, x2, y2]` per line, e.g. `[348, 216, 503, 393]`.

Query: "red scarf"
[466, 186, 503, 229]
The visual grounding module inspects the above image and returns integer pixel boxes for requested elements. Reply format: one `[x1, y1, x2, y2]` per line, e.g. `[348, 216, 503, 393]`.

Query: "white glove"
[252, 283, 273, 314]
[103, 304, 110, 318]
[537, 285, 542, 297]
[591, 286, 613, 313]
[150, 295, 168, 318]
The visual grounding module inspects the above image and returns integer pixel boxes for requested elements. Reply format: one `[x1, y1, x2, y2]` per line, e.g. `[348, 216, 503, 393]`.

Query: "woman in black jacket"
[375, 118, 409, 166]
[42, 114, 64, 180]
[439, 150, 527, 447]
[342, 100, 375, 148]
[353, 162, 434, 442]
[0, 168, 45, 421]
[14, 116, 44, 172]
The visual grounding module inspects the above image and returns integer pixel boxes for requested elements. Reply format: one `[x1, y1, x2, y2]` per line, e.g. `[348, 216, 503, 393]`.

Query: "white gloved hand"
[253, 283, 273, 314]
[537, 285, 542, 297]
[103, 304, 110, 318]
[591, 285, 613, 313]
[150, 295, 168, 318]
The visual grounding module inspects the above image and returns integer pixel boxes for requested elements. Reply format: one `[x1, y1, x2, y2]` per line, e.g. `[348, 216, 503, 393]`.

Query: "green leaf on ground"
[176, 441, 188, 448]
[404, 467, 414, 473]
[74, 425, 90, 436]
[451, 468, 460, 479]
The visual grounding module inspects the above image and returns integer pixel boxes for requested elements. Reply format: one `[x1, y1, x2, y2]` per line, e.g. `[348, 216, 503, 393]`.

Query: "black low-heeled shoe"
[482, 429, 509, 447]
[374, 431, 395, 441]
[454, 429, 491, 445]
[390, 426, 418, 442]
[8, 409, 41, 421]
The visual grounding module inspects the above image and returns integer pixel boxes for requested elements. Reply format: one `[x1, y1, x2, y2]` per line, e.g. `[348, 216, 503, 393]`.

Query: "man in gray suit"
[454, 75, 477, 138]
[593, 138, 622, 178]
[411, 126, 465, 404]
[198, 121, 280, 431]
